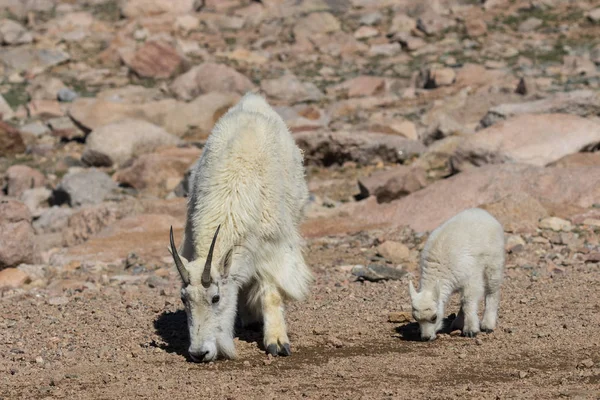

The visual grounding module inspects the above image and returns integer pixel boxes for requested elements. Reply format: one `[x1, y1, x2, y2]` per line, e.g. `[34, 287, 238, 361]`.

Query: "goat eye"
[211, 295, 220, 304]
[430, 315, 437, 323]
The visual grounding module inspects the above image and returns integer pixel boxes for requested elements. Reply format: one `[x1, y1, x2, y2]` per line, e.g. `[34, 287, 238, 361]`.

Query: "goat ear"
[408, 280, 417, 301]
[221, 248, 234, 278]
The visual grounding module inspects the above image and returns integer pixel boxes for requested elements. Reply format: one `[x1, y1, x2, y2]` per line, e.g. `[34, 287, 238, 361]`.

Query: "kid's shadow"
[153, 310, 264, 360]
[396, 313, 457, 342]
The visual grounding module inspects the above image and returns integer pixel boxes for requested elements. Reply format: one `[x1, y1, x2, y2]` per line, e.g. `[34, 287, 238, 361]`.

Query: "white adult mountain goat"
[168, 92, 312, 362]
[408, 208, 505, 341]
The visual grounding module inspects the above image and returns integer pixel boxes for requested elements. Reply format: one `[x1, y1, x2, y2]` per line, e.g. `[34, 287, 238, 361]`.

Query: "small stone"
[577, 359, 594, 369]
[354, 26, 379, 40]
[585, 253, 600, 263]
[518, 371, 528, 379]
[47, 296, 69, 306]
[458, 353, 467, 359]
[420, 68, 456, 89]
[388, 311, 411, 323]
[450, 330, 462, 337]
[35, 356, 44, 364]
[327, 335, 343, 348]
[518, 17, 542, 32]
[505, 235, 525, 253]
[475, 338, 483, 345]
[376, 241, 410, 263]
[57, 88, 78, 103]
[351, 264, 407, 282]
[582, 218, 600, 228]
[243, 361, 251, 367]
[539, 217, 572, 232]
[587, 8, 600, 23]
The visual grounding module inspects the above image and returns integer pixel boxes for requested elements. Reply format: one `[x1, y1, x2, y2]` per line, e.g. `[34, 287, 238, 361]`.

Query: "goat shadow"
[396, 313, 457, 342]
[153, 310, 264, 360]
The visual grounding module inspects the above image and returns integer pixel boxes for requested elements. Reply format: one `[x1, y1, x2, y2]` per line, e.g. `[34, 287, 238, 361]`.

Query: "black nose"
[189, 350, 209, 362]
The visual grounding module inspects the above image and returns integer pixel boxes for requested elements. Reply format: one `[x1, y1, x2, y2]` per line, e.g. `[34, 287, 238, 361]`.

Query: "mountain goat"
[169, 92, 312, 362]
[408, 208, 505, 341]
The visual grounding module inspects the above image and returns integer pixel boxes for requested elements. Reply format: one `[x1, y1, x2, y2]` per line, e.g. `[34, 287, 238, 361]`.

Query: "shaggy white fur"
[408, 208, 505, 341]
[170, 92, 312, 362]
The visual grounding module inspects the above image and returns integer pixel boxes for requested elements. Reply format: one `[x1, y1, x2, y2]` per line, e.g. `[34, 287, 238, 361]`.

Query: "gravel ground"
[2, 234, 599, 400]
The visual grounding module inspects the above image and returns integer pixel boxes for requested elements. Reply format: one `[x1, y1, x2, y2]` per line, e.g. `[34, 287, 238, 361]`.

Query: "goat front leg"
[260, 281, 291, 357]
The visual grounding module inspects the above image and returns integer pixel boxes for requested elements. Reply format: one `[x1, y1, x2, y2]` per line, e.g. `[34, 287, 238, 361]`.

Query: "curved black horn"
[170, 226, 190, 285]
[201, 224, 221, 288]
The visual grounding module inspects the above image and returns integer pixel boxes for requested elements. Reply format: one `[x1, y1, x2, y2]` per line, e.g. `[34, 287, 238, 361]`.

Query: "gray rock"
[53, 169, 117, 207]
[57, 88, 78, 103]
[20, 121, 50, 137]
[33, 206, 74, 234]
[0, 47, 70, 74]
[351, 264, 407, 282]
[261, 73, 324, 104]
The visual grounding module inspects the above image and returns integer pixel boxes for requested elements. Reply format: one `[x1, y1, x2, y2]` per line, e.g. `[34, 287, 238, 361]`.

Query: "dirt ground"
[2, 229, 599, 400]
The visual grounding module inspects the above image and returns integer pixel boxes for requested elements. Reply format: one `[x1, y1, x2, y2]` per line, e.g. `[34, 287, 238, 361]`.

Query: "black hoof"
[482, 328, 494, 334]
[462, 331, 478, 338]
[280, 343, 291, 357]
[266, 344, 278, 356]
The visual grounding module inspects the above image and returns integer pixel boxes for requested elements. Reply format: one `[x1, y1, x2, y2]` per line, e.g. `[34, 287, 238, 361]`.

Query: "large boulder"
[114, 147, 201, 197]
[303, 164, 600, 235]
[480, 90, 600, 127]
[85, 119, 181, 167]
[295, 130, 426, 166]
[170, 63, 254, 101]
[451, 114, 600, 172]
[53, 169, 117, 207]
[0, 199, 37, 269]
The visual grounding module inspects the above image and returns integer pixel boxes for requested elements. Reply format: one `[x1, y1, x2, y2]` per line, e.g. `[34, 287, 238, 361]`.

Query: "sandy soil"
[2, 230, 599, 400]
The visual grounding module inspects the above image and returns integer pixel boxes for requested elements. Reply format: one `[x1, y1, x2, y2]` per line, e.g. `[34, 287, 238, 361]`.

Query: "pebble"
[327, 335, 344, 348]
[47, 296, 69, 306]
[518, 371, 528, 379]
[57, 88, 78, 102]
[388, 311, 411, 323]
[577, 359, 594, 369]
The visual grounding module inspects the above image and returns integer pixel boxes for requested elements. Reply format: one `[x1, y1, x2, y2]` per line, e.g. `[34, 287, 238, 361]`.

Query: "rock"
[326, 335, 343, 348]
[368, 42, 401, 57]
[295, 130, 425, 166]
[0, 121, 25, 156]
[518, 17, 542, 32]
[51, 213, 185, 267]
[20, 187, 51, 216]
[376, 241, 410, 263]
[0, 199, 37, 268]
[351, 264, 407, 282]
[120, 0, 195, 18]
[389, 13, 416, 34]
[505, 234, 525, 253]
[539, 217, 572, 232]
[388, 311, 411, 323]
[47, 296, 69, 306]
[85, 119, 181, 167]
[125, 41, 184, 79]
[33, 206, 73, 234]
[481, 90, 600, 128]
[480, 193, 548, 234]
[332, 76, 386, 98]
[417, 10, 455, 36]
[68, 98, 179, 132]
[465, 19, 487, 37]
[308, 164, 600, 235]
[419, 67, 456, 89]
[53, 169, 117, 207]
[452, 114, 600, 172]
[170, 63, 254, 101]
[0, 47, 70, 75]
[357, 165, 427, 203]
[57, 88, 78, 103]
[5, 165, 45, 197]
[561, 56, 597, 77]
[293, 12, 341, 40]
[20, 121, 49, 137]
[588, 8, 600, 23]
[354, 26, 378, 39]
[360, 12, 382, 26]
[548, 153, 600, 168]
[0, 268, 30, 288]
[586, 253, 600, 263]
[81, 149, 114, 168]
[0, 19, 33, 45]
[274, 105, 330, 133]
[577, 359, 595, 369]
[63, 201, 138, 246]
[366, 115, 418, 140]
[0, 94, 14, 121]
[413, 136, 463, 180]
[27, 100, 64, 119]
[163, 91, 240, 138]
[261, 73, 324, 103]
[114, 147, 201, 197]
